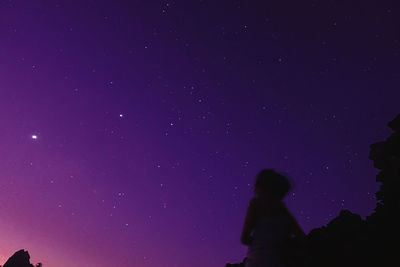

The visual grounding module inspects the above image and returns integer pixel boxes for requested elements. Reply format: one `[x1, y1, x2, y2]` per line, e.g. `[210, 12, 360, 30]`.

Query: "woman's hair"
[255, 169, 291, 200]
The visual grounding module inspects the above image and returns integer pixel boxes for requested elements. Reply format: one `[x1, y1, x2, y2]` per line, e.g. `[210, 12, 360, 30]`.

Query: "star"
[31, 135, 38, 140]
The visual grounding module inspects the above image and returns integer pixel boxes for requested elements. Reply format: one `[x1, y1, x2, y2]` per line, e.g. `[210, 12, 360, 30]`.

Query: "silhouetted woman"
[241, 169, 305, 267]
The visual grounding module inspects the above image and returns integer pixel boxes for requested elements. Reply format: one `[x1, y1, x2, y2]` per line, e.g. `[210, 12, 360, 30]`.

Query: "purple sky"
[1, 1, 399, 266]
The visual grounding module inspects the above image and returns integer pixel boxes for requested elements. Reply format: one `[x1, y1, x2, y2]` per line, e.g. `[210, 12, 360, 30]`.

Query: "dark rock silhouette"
[226, 113, 400, 267]
[225, 257, 246, 267]
[304, 114, 400, 267]
[2, 250, 41, 267]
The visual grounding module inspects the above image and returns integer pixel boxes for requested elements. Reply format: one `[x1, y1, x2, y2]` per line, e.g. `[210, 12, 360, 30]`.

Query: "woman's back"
[250, 214, 292, 248]
[245, 198, 294, 267]
[241, 170, 305, 267]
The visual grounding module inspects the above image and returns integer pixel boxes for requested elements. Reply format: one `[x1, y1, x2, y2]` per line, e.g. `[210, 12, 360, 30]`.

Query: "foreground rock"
[2, 250, 41, 267]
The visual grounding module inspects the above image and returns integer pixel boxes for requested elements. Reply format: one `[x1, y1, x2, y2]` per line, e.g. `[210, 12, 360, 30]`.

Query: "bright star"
[31, 135, 38, 140]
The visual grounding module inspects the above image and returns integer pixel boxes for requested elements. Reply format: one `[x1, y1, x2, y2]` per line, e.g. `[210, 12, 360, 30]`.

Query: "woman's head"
[254, 169, 291, 200]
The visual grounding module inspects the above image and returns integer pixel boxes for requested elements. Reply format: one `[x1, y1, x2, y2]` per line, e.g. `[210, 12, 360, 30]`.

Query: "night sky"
[1, 1, 400, 266]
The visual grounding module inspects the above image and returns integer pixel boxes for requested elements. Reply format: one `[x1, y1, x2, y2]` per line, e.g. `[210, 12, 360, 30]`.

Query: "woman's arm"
[281, 204, 306, 239]
[290, 215, 306, 239]
[286, 209, 306, 242]
[240, 198, 258, 246]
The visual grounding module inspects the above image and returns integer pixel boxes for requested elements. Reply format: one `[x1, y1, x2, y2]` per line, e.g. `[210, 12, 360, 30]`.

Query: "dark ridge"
[1, 250, 41, 267]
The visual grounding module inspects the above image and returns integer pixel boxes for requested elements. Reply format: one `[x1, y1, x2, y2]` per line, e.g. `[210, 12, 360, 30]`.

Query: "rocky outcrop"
[3, 250, 34, 267]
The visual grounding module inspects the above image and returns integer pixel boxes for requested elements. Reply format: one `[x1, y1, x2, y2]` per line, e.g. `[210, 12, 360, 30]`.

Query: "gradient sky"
[1, 1, 400, 266]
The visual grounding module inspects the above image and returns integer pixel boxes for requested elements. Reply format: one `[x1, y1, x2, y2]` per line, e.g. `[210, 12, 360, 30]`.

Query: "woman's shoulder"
[249, 197, 263, 206]
[249, 196, 278, 206]
[249, 197, 271, 212]
[249, 197, 290, 216]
